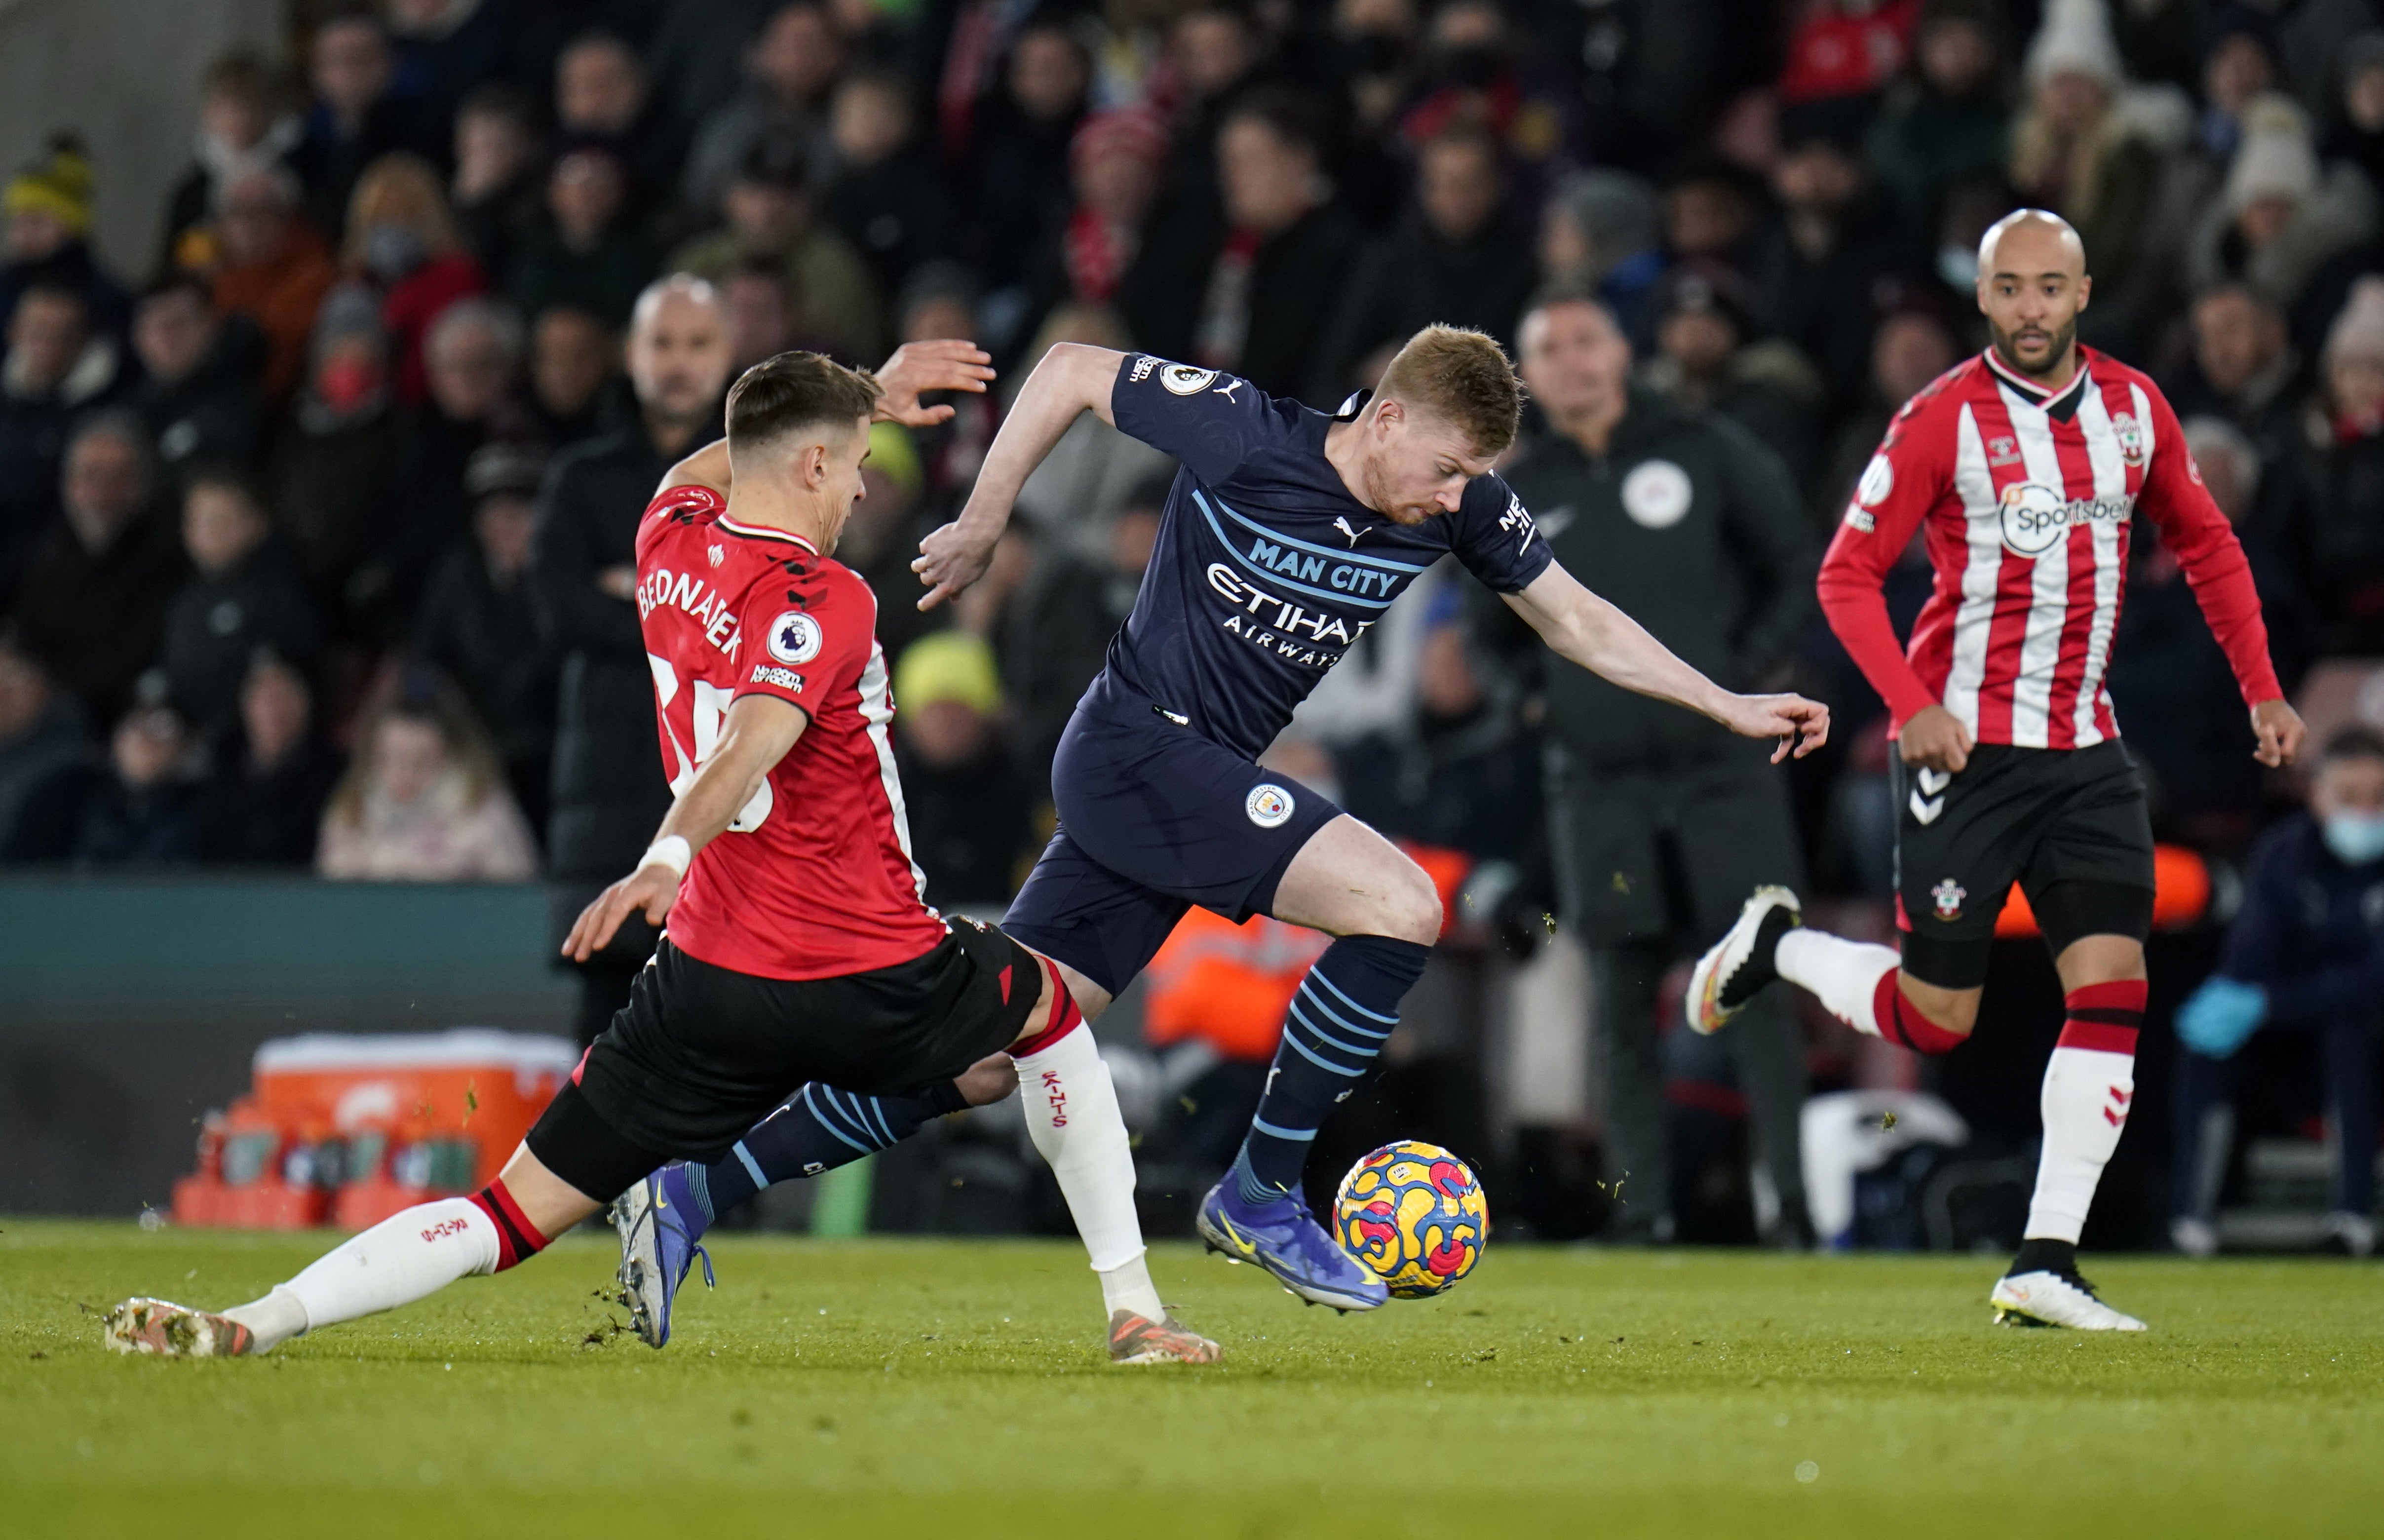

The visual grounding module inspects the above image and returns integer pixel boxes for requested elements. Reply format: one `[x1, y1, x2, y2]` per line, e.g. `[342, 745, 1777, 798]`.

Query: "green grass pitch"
[4, 1220, 2381, 1539]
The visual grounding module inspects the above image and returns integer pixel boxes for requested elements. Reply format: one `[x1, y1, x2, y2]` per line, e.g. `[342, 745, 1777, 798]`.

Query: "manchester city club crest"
[1931, 878, 1967, 921]
[1245, 783, 1295, 829]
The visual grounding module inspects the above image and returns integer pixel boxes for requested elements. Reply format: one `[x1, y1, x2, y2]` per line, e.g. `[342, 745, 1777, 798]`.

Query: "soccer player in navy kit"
[913, 326, 1832, 1310]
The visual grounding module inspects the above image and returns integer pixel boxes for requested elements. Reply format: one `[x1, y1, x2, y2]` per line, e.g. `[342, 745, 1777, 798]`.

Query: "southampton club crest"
[2110, 410, 2145, 464]
[1930, 878, 1967, 921]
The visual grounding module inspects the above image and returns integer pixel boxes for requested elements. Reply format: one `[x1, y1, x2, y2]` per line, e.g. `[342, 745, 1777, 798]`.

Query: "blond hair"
[1375, 325, 1522, 457]
[342, 154, 464, 273]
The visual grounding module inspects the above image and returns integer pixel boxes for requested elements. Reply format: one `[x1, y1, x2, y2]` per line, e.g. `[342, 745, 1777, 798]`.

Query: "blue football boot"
[1196, 1178, 1387, 1312]
[611, 1163, 715, 1348]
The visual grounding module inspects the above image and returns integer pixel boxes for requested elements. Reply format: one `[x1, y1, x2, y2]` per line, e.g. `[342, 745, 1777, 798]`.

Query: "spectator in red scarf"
[1049, 108, 1169, 318]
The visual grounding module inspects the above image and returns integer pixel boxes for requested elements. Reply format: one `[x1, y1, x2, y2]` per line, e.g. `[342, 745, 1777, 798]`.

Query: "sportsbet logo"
[1997, 481, 2132, 558]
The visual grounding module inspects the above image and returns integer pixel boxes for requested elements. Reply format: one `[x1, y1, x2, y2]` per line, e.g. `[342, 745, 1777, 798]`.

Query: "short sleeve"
[634, 482, 728, 565]
[1110, 355, 1307, 486]
[1449, 473, 1555, 594]
[736, 563, 874, 717]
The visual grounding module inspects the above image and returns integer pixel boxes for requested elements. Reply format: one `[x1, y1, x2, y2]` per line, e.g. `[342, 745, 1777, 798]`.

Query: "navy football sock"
[698, 1080, 969, 1221]
[1231, 933, 1432, 1202]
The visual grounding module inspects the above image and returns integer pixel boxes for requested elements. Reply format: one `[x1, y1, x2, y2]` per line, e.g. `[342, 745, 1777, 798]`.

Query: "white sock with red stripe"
[1774, 929, 1901, 1034]
[2023, 981, 2144, 1245]
[1011, 995, 1166, 1324]
[1774, 929, 1970, 1053]
[221, 1183, 544, 1352]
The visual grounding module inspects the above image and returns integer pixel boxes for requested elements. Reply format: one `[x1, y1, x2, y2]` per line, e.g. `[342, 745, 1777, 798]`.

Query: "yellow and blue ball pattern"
[1333, 1141, 1487, 1298]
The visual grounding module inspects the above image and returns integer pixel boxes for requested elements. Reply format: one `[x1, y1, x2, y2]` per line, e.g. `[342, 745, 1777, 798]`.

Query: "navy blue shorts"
[1001, 692, 1342, 997]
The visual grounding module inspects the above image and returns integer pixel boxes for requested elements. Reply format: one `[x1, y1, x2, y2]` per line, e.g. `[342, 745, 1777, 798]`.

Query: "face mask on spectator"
[318, 353, 382, 413]
[362, 222, 427, 282]
[2323, 809, 2384, 865]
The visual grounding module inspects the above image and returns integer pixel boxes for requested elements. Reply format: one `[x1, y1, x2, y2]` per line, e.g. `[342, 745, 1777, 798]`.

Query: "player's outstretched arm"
[562, 694, 808, 961]
[1503, 562, 1829, 763]
[912, 342, 1125, 610]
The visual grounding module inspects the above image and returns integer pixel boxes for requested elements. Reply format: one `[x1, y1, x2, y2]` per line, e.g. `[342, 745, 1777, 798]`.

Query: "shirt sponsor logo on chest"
[1995, 481, 2133, 559]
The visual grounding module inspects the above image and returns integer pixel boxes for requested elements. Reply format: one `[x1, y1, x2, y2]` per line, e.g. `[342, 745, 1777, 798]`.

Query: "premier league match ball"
[1333, 1141, 1487, 1299]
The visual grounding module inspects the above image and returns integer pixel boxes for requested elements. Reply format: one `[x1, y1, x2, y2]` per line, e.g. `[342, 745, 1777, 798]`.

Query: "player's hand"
[1722, 692, 1830, 763]
[2251, 698, 2305, 769]
[954, 1052, 1018, 1107]
[873, 339, 995, 428]
[1898, 703, 1973, 775]
[561, 864, 679, 962]
[912, 515, 1001, 610]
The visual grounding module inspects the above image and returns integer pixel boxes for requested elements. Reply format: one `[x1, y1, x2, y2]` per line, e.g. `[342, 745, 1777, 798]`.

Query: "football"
[1332, 1140, 1488, 1298]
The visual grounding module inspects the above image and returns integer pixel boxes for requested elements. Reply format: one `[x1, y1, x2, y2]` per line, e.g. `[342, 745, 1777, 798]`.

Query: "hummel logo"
[1910, 767, 1952, 822]
[1332, 515, 1369, 546]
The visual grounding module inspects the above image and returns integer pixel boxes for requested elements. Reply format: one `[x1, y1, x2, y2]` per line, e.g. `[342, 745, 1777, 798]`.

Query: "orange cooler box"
[172, 1029, 579, 1230]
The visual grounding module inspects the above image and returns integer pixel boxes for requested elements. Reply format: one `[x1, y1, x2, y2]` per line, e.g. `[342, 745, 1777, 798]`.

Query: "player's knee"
[1375, 868, 1442, 945]
[1904, 980, 1981, 1037]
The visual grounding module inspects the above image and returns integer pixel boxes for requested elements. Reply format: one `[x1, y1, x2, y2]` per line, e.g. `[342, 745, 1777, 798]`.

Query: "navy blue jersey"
[1091, 356, 1552, 760]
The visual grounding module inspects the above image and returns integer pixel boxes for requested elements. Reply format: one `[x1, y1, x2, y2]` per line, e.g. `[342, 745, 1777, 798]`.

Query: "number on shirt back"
[649, 654, 773, 833]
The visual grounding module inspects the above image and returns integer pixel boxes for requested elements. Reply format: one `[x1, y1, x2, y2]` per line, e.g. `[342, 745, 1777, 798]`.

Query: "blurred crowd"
[5, 0, 2384, 1238]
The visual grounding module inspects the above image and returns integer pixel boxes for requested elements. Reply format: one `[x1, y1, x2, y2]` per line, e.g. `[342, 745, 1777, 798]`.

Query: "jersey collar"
[1982, 346, 2092, 423]
[717, 515, 819, 555]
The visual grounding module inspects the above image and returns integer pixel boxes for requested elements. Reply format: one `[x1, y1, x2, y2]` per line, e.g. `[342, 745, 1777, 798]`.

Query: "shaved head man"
[1692, 206, 2307, 1332]
[1975, 209, 2091, 384]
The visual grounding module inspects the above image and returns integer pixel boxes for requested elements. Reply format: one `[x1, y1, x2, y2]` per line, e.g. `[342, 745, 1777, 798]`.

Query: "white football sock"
[227, 1196, 501, 1351]
[1014, 1023, 1167, 1322]
[220, 1285, 307, 1352]
[2025, 1043, 2136, 1244]
[1774, 928, 1900, 1039]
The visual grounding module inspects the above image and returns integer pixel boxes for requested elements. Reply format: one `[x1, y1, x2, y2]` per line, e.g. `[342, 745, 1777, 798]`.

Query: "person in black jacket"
[73, 700, 200, 868]
[413, 442, 557, 836]
[157, 467, 319, 741]
[128, 275, 267, 479]
[0, 636, 99, 863]
[2171, 727, 2384, 1259]
[1118, 89, 1359, 403]
[348, 297, 530, 641]
[1490, 290, 1819, 1245]
[1, 284, 129, 585]
[1309, 124, 1538, 406]
[193, 650, 342, 867]
[531, 275, 731, 1042]
[10, 412, 187, 730]
[821, 70, 958, 303]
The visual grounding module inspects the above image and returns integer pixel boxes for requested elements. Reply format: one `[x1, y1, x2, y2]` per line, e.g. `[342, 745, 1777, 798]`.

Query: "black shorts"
[1892, 739, 2154, 989]
[526, 918, 1041, 1199]
[1001, 688, 1342, 998]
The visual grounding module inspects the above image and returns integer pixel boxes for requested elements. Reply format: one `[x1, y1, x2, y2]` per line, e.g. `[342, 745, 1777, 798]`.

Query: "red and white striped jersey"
[1818, 346, 2281, 750]
[633, 483, 945, 981]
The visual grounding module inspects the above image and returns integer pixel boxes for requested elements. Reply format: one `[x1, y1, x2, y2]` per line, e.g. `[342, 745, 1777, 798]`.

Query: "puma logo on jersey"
[1332, 515, 1369, 546]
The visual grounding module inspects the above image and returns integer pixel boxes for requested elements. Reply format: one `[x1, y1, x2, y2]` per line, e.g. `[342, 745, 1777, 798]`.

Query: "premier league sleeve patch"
[767, 611, 823, 665]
